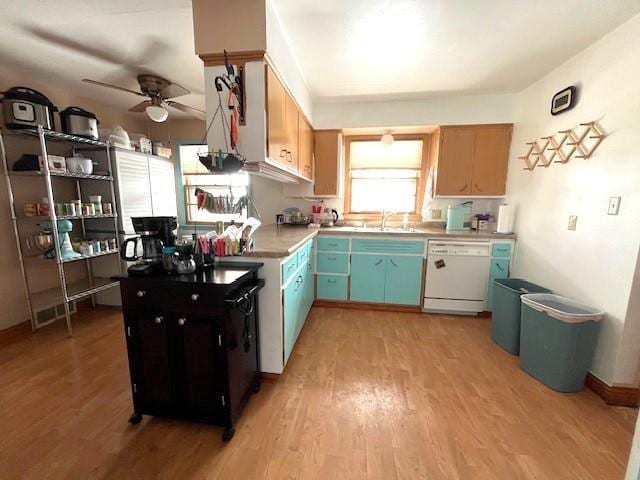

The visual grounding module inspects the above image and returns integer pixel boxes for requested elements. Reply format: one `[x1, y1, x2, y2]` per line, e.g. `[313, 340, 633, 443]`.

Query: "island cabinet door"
[350, 254, 385, 303]
[126, 311, 174, 413]
[178, 315, 226, 422]
[384, 255, 424, 306]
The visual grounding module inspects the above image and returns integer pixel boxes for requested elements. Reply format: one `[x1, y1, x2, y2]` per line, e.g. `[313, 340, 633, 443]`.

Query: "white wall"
[313, 93, 517, 129]
[506, 14, 640, 385]
[265, 0, 313, 121]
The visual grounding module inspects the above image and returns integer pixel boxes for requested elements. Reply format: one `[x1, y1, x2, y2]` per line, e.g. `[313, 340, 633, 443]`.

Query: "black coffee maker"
[121, 216, 177, 276]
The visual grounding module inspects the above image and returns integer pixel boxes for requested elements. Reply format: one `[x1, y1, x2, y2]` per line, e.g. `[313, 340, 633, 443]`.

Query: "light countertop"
[245, 224, 516, 258]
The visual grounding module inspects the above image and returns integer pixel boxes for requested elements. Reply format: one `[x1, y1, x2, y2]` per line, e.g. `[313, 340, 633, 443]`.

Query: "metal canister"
[108, 238, 117, 250]
[102, 202, 113, 215]
[64, 203, 76, 216]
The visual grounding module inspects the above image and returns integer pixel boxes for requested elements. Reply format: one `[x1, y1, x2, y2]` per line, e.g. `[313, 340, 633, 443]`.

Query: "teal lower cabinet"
[350, 253, 423, 305]
[384, 255, 423, 305]
[316, 274, 348, 301]
[283, 242, 315, 364]
[486, 258, 510, 311]
[350, 254, 386, 303]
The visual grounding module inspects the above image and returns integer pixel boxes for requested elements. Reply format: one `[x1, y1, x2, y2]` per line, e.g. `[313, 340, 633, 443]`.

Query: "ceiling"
[0, 0, 638, 113]
[272, 0, 640, 101]
[0, 0, 203, 119]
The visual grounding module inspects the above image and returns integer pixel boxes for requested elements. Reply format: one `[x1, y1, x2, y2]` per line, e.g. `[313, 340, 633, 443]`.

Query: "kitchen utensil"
[121, 216, 177, 275]
[65, 156, 94, 174]
[27, 232, 53, 252]
[59, 106, 99, 139]
[446, 202, 473, 232]
[1, 86, 57, 130]
[56, 219, 81, 259]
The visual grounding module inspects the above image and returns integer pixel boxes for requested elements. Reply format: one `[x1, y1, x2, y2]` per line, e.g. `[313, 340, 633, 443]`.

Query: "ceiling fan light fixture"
[146, 104, 168, 122]
[381, 131, 394, 146]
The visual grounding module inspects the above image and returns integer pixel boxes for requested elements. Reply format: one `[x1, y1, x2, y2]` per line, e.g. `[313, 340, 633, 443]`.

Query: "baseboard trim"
[313, 300, 422, 313]
[585, 372, 639, 407]
[261, 372, 280, 381]
[0, 320, 31, 345]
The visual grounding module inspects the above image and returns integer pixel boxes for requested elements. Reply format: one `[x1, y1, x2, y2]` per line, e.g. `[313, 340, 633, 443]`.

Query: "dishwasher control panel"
[428, 242, 490, 257]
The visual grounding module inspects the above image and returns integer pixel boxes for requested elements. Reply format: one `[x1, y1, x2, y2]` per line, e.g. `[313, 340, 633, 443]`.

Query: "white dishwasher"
[424, 240, 491, 314]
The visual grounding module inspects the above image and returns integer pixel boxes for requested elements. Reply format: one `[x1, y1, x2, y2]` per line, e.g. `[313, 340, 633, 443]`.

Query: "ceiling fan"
[82, 75, 205, 123]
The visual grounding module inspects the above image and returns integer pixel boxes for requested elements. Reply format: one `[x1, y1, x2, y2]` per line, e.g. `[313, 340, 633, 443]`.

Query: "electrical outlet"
[431, 209, 442, 220]
[608, 197, 621, 215]
[568, 215, 578, 230]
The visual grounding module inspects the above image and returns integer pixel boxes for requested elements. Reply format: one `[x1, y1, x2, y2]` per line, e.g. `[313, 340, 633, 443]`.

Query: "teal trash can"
[491, 279, 552, 354]
[519, 294, 604, 392]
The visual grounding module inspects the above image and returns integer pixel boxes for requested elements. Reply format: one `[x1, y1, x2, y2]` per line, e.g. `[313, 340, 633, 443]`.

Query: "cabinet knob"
[154, 316, 163, 324]
[191, 293, 200, 301]
[137, 290, 146, 297]
[178, 318, 186, 326]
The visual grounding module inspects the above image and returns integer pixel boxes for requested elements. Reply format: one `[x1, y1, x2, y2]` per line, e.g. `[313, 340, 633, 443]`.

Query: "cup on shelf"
[37, 198, 50, 216]
[79, 243, 93, 256]
[102, 202, 113, 215]
[64, 203, 76, 216]
[89, 195, 103, 215]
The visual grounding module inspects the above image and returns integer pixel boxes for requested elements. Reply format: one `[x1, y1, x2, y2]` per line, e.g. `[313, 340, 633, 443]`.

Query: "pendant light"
[146, 97, 169, 123]
[381, 130, 394, 146]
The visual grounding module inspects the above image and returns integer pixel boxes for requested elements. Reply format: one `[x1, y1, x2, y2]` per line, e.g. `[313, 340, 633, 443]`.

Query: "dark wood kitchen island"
[113, 262, 264, 442]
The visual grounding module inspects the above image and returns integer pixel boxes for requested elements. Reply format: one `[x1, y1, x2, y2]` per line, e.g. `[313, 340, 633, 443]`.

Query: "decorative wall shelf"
[520, 121, 605, 171]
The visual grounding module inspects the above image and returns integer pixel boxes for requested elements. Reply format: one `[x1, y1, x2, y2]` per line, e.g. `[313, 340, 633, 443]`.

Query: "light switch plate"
[608, 197, 621, 215]
[568, 215, 578, 230]
[431, 209, 442, 220]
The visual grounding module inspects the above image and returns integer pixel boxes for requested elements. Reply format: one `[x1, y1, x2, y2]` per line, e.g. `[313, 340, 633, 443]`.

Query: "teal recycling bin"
[519, 294, 603, 392]
[491, 279, 551, 354]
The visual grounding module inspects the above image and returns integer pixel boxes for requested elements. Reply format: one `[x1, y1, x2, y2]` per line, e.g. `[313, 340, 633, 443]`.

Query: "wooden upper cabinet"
[266, 66, 286, 165]
[284, 93, 299, 171]
[298, 115, 313, 180]
[313, 130, 341, 196]
[435, 127, 475, 195]
[471, 125, 512, 196]
[434, 124, 512, 196]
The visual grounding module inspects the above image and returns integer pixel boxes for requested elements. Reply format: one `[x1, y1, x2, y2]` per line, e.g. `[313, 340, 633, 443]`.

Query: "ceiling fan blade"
[158, 82, 190, 99]
[166, 101, 206, 120]
[82, 79, 146, 97]
[129, 100, 152, 112]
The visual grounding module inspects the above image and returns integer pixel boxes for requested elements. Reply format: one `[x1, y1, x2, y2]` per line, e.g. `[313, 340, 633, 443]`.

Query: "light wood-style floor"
[0, 306, 636, 479]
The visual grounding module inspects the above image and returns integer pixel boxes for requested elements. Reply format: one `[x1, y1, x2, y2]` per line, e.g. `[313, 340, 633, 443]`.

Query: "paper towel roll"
[496, 204, 515, 234]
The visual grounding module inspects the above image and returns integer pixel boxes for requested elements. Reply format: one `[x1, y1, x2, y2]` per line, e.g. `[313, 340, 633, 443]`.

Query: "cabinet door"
[384, 255, 423, 305]
[284, 275, 303, 364]
[266, 66, 286, 165]
[486, 259, 510, 311]
[179, 315, 225, 420]
[131, 312, 173, 410]
[284, 93, 299, 171]
[471, 126, 512, 195]
[298, 115, 313, 180]
[115, 150, 153, 234]
[148, 155, 178, 217]
[350, 254, 385, 303]
[435, 127, 474, 196]
[313, 131, 340, 196]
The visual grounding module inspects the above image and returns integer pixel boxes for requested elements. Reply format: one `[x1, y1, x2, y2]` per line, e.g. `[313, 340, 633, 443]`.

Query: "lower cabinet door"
[130, 312, 173, 411]
[284, 275, 303, 364]
[179, 315, 225, 421]
[486, 258, 510, 310]
[350, 254, 385, 303]
[384, 255, 423, 305]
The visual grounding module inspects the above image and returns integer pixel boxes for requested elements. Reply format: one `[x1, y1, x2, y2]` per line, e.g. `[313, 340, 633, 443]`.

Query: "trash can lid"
[494, 278, 552, 295]
[521, 294, 604, 323]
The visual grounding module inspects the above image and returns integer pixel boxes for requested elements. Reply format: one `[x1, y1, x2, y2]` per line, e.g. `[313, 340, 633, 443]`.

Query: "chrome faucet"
[381, 209, 396, 230]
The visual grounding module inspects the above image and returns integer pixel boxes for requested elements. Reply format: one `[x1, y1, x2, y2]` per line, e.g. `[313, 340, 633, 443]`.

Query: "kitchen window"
[345, 135, 427, 216]
[177, 144, 249, 224]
